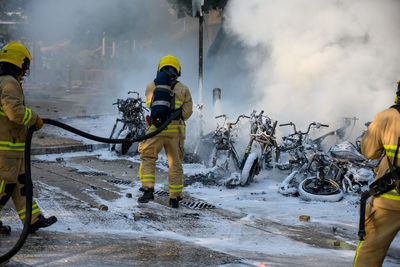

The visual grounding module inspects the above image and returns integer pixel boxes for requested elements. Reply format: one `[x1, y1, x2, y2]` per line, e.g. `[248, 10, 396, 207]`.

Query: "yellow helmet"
[158, 55, 181, 76]
[0, 41, 32, 71]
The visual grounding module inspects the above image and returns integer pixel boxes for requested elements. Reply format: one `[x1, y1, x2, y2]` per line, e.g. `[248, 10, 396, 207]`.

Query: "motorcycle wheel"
[298, 177, 343, 202]
[240, 153, 259, 186]
[115, 131, 133, 155]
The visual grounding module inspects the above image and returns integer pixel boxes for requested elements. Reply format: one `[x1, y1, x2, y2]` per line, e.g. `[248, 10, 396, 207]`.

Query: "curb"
[31, 143, 109, 155]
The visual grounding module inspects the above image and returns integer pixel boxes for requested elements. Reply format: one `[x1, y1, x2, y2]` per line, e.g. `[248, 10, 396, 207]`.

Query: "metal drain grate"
[78, 171, 109, 177]
[154, 190, 169, 196]
[153, 190, 216, 210]
[180, 201, 216, 210]
[106, 179, 134, 185]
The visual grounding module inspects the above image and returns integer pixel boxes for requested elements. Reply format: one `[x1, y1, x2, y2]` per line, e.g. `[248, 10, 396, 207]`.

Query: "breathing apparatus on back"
[150, 55, 182, 128]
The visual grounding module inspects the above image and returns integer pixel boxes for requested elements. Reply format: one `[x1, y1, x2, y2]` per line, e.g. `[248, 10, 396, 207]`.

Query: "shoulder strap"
[170, 81, 180, 111]
[171, 80, 179, 90]
[394, 137, 400, 167]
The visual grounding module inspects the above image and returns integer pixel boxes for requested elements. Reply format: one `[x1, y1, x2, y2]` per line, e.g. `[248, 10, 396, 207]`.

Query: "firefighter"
[138, 55, 193, 208]
[0, 41, 57, 234]
[353, 78, 400, 266]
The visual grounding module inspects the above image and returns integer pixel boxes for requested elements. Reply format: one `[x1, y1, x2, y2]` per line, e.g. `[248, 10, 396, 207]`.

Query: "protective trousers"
[138, 135, 184, 198]
[0, 157, 42, 224]
[353, 202, 400, 267]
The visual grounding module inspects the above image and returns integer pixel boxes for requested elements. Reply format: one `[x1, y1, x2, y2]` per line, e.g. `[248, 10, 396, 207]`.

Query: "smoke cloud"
[21, 0, 399, 151]
[224, 0, 400, 129]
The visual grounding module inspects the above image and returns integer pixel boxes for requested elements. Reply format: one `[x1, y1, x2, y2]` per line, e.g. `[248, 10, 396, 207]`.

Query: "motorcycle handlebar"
[279, 122, 293, 127]
[215, 114, 226, 119]
[234, 114, 250, 123]
[306, 122, 329, 134]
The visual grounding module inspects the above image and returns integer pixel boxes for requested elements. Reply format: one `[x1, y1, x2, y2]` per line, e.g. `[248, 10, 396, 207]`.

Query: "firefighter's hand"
[35, 116, 43, 130]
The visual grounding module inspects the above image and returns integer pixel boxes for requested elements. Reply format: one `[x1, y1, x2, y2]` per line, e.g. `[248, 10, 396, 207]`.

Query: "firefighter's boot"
[30, 215, 58, 233]
[0, 221, 11, 235]
[138, 187, 154, 203]
[169, 196, 182, 208]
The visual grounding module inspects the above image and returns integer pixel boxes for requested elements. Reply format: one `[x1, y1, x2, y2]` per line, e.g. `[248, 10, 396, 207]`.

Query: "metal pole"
[198, 4, 204, 138]
[102, 32, 106, 57]
[199, 9, 203, 107]
[112, 41, 116, 58]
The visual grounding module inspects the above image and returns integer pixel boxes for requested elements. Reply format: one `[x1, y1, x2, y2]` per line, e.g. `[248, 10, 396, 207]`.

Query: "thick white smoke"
[224, 0, 400, 129]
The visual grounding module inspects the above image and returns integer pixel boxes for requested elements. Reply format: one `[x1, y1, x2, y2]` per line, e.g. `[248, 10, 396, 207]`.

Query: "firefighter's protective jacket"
[145, 81, 193, 137]
[361, 107, 400, 211]
[0, 75, 38, 158]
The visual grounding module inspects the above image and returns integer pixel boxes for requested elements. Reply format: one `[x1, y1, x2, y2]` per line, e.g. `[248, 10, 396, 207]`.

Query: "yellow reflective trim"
[353, 240, 364, 267]
[18, 203, 38, 214]
[20, 207, 40, 220]
[170, 188, 183, 193]
[169, 184, 183, 189]
[175, 101, 183, 109]
[0, 106, 5, 116]
[385, 151, 400, 158]
[0, 141, 25, 151]
[148, 125, 186, 133]
[2, 48, 24, 58]
[23, 108, 32, 125]
[140, 178, 155, 182]
[142, 174, 155, 178]
[146, 101, 151, 108]
[381, 189, 400, 201]
[0, 141, 25, 146]
[384, 144, 400, 158]
[149, 125, 185, 129]
[384, 144, 398, 150]
[0, 180, 5, 193]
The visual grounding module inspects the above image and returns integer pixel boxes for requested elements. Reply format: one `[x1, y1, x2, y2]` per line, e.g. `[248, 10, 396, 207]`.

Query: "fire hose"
[0, 109, 182, 264]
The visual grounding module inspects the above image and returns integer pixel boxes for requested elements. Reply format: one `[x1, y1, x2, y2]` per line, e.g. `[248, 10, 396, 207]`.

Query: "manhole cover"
[106, 179, 134, 185]
[180, 201, 216, 210]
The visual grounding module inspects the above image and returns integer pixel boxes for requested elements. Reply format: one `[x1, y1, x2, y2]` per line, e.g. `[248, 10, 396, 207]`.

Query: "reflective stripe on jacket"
[361, 107, 400, 211]
[145, 81, 193, 137]
[0, 75, 38, 158]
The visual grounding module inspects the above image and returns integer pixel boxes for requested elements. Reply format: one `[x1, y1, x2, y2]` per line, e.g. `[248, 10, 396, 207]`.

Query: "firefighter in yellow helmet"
[0, 41, 57, 234]
[353, 78, 400, 266]
[137, 55, 193, 208]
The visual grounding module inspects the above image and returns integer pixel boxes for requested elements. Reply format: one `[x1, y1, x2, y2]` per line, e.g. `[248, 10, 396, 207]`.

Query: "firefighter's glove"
[155, 71, 172, 86]
[35, 116, 44, 130]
